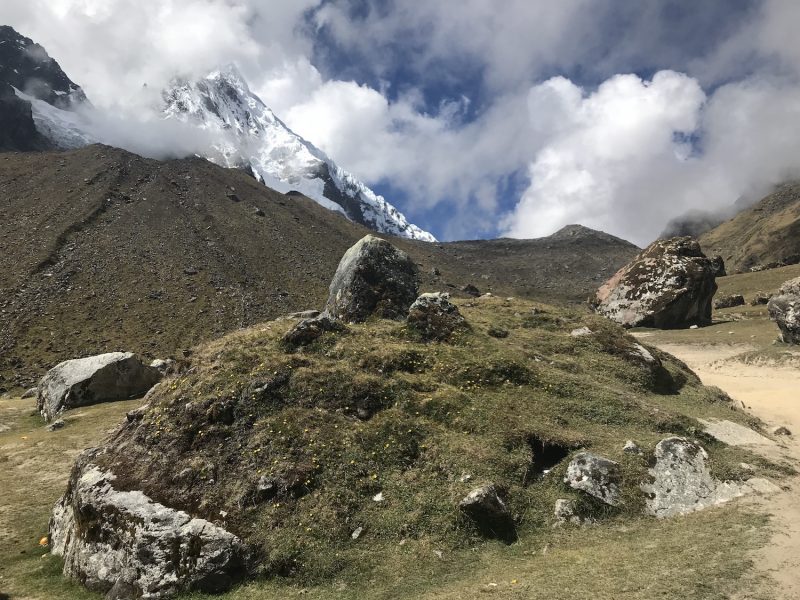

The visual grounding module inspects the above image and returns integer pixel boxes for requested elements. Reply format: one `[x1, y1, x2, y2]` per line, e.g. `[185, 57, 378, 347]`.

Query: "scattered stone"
[710, 255, 726, 278]
[407, 292, 467, 341]
[689, 325, 699, 330]
[351, 527, 363, 540]
[570, 327, 592, 337]
[431, 267, 441, 277]
[461, 284, 481, 297]
[226, 192, 241, 202]
[553, 499, 579, 525]
[149, 359, 175, 375]
[253, 206, 265, 217]
[280, 314, 346, 350]
[372, 492, 384, 502]
[714, 294, 745, 310]
[487, 326, 509, 339]
[459, 485, 516, 541]
[623, 440, 642, 454]
[46, 419, 66, 432]
[564, 453, 622, 507]
[50, 456, 249, 598]
[325, 235, 419, 323]
[750, 292, 771, 306]
[37, 353, 162, 422]
[595, 237, 718, 328]
[768, 277, 800, 344]
[772, 426, 792, 436]
[183, 266, 199, 276]
[21, 387, 37, 399]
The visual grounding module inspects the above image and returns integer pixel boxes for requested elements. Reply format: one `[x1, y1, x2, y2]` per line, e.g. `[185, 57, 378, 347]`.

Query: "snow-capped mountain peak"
[163, 65, 436, 242]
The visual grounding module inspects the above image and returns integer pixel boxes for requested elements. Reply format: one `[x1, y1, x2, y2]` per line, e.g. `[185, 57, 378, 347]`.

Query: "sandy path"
[654, 343, 800, 599]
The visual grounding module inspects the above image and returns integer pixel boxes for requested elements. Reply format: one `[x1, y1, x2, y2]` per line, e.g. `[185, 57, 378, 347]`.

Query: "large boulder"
[406, 292, 467, 341]
[768, 277, 800, 344]
[564, 452, 623, 506]
[596, 237, 718, 329]
[641, 437, 778, 518]
[50, 451, 249, 598]
[38, 353, 162, 422]
[325, 235, 419, 323]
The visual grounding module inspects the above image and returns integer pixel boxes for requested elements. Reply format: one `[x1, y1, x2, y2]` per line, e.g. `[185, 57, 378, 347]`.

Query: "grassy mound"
[95, 296, 780, 584]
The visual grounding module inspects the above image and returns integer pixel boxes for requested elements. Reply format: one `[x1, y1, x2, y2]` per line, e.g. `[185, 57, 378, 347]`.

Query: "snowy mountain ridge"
[162, 65, 436, 241]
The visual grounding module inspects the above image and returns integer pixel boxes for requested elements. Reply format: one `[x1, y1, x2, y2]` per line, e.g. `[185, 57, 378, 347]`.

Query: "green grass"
[0, 295, 787, 599]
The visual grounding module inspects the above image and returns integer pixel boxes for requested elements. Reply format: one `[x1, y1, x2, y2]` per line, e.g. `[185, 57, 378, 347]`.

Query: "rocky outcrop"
[564, 452, 622, 506]
[714, 294, 745, 310]
[50, 452, 249, 598]
[710, 255, 726, 278]
[406, 292, 466, 341]
[596, 237, 717, 329]
[325, 235, 419, 323]
[458, 485, 516, 541]
[768, 277, 800, 344]
[641, 437, 778, 518]
[37, 353, 161, 422]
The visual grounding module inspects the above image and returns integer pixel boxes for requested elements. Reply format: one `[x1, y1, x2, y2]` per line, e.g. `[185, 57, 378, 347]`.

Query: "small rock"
[351, 527, 363, 540]
[149, 359, 175, 375]
[253, 207, 265, 217]
[772, 426, 792, 436]
[372, 492, 384, 502]
[690, 325, 699, 330]
[570, 327, 592, 337]
[564, 452, 622, 506]
[407, 292, 467, 341]
[280, 314, 346, 350]
[183, 266, 199, 276]
[487, 326, 509, 339]
[714, 294, 745, 310]
[622, 440, 642, 454]
[46, 419, 66, 432]
[553, 499, 578, 524]
[750, 292, 771, 306]
[459, 485, 516, 541]
[461, 284, 481, 297]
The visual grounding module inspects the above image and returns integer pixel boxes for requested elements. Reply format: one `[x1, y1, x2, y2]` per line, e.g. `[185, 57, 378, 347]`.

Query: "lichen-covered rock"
[553, 499, 578, 524]
[641, 437, 764, 518]
[50, 452, 249, 599]
[325, 235, 419, 323]
[280, 314, 346, 350]
[768, 277, 800, 344]
[564, 452, 622, 506]
[459, 485, 515, 541]
[37, 352, 162, 422]
[596, 237, 718, 329]
[714, 294, 745, 310]
[407, 292, 466, 341]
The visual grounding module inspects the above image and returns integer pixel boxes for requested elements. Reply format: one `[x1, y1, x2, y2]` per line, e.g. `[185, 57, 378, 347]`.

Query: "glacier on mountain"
[162, 66, 436, 241]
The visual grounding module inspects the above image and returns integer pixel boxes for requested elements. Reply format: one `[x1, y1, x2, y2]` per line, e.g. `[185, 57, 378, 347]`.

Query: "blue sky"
[4, 0, 800, 244]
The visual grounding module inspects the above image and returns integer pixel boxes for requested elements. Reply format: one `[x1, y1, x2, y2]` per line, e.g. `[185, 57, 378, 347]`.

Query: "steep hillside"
[0, 146, 638, 390]
[700, 183, 800, 273]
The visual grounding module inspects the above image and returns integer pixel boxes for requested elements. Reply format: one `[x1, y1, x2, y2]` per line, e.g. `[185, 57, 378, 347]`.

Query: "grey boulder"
[325, 235, 419, 323]
[768, 277, 800, 344]
[596, 237, 717, 329]
[38, 352, 162, 422]
[50, 452, 249, 599]
[407, 292, 466, 341]
[564, 452, 623, 506]
[641, 437, 777, 518]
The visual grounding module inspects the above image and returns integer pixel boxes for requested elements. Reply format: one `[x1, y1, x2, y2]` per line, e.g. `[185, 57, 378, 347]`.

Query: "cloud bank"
[3, 1, 800, 243]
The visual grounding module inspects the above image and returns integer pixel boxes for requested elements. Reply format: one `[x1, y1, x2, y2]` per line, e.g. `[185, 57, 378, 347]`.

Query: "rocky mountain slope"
[0, 25, 87, 151]
[700, 182, 800, 273]
[163, 66, 435, 241]
[0, 145, 638, 390]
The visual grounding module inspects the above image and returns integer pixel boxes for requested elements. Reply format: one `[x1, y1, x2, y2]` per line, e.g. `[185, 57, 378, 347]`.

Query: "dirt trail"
[654, 343, 800, 600]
